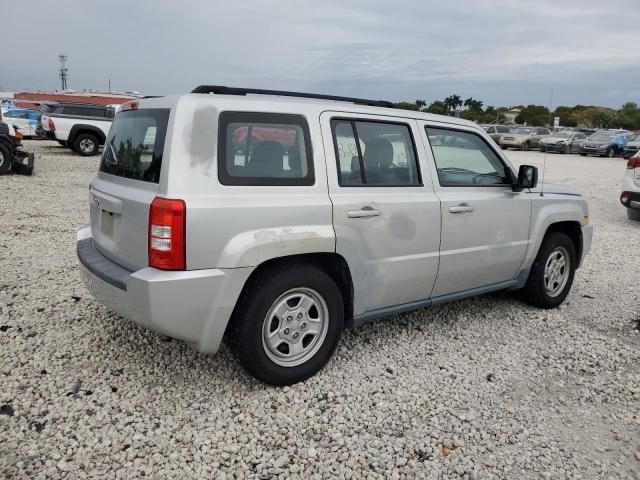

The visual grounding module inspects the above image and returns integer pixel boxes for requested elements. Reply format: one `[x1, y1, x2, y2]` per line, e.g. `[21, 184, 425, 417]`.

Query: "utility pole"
[58, 55, 69, 91]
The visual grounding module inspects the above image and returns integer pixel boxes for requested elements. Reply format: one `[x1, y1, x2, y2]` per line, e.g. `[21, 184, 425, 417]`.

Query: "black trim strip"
[77, 238, 130, 291]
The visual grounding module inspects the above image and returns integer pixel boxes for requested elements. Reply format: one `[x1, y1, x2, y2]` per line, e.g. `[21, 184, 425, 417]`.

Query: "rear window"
[100, 109, 169, 183]
[218, 112, 314, 186]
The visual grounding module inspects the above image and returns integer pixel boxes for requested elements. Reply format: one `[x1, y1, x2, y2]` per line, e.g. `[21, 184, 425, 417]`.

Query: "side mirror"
[513, 164, 538, 191]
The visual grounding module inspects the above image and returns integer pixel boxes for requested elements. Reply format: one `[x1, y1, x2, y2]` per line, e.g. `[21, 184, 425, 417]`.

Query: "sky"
[2, 0, 639, 108]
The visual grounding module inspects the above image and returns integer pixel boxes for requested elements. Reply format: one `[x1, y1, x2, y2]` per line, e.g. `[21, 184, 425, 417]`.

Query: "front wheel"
[606, 148, 615, 158]
[628, 208, 640, 221]
[521, 142, 529, 151]
[229, 263, 344, 385]
[73, 133, 100, 156]
[57, 140, 67, 147]
[521, 231, 576, 309]
[500, 145, 508, 150]
[539, 145, 546, 153]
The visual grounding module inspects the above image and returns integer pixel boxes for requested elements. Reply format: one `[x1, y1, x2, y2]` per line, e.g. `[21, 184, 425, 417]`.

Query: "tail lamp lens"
[149, 197, 186, 270]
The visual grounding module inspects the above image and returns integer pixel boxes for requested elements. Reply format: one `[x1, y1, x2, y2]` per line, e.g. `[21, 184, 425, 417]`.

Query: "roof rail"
[190, 85, 395, 108]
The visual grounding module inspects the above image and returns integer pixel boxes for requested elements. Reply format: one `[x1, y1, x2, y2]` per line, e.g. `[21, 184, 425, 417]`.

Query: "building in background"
[11, 90, 144, 110]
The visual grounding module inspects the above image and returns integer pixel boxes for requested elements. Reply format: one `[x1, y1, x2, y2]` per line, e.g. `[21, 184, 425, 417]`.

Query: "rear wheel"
[0, 143, 12, 175]
[539, 145, 546, 152]
[521, 231, 576, 309]
[500, 145, 508, 150]
[628, 208, 640, 221]
[563, 145, 571, 154]
[73, 133, 100, 156]
[229, 263, 344, 385]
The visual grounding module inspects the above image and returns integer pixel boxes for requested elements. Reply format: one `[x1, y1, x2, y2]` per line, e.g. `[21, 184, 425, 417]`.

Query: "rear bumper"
[620, 190, 640, 209]
[76, 227, 252, 353]
[580, 224, 593, 268]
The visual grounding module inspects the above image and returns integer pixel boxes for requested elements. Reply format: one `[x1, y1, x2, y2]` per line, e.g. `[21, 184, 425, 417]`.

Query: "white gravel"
[1, 140, 639, 479]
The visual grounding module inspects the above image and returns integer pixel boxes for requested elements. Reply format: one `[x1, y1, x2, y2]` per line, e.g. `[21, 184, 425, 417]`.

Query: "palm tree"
[444, 95, 463, 114]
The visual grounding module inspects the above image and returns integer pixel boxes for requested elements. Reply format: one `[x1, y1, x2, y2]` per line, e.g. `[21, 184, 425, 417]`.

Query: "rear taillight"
[149, 197, 186, 270]
[48, 118, 55, 131]
[627, 157, 640, 169]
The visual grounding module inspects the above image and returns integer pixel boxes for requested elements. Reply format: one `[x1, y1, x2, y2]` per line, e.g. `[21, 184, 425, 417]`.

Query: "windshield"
[512, 127, 532, 135]
[589, 131, 616, 141]
[629, 134, 640, 142]
[100, 109, 170, 183]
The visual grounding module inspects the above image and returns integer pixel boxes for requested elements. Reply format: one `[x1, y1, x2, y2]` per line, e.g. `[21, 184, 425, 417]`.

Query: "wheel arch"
[225, 252, 354, 337]
[544, 221, 583, 268]
[68, 124, 106, 145]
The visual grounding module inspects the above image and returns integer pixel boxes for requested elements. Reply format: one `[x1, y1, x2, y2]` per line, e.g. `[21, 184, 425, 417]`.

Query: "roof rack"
[190, 85, 395, 108]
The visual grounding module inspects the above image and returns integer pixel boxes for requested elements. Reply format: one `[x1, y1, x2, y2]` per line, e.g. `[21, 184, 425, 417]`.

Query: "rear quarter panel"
[162, 96, 335, 270]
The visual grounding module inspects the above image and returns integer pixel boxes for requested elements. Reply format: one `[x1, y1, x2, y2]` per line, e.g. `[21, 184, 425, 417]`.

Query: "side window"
[331, 119, 421, 186]
[498, 126, 510, 133]
[218, 112, 314, 186]
[486, 127, 495, 133]
[3, 111, 14, 118]
[426, 127, 510, 187]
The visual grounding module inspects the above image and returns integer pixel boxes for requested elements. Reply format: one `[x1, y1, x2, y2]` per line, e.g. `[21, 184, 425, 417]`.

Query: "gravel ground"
[1, 140, 639, 479]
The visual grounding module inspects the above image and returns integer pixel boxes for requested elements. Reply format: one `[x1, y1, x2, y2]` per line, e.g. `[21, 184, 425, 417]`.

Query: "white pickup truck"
[41, 103, 118, 156]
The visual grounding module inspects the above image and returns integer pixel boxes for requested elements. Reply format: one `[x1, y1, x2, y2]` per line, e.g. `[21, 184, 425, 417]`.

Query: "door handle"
[449, 203, 475, 213]
[348, 207, 381, 218]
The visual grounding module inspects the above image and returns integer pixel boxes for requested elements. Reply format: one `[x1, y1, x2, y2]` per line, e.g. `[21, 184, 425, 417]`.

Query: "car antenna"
[540, 87, 553, 197]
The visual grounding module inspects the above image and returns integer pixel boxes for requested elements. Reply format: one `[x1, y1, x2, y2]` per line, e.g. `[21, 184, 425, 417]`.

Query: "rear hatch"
[90, 107, 170, 271]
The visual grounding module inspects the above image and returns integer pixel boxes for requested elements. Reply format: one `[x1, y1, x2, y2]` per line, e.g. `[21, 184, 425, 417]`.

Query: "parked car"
[77, 86, 593, 385]
[499, 126, 551, 151]
[622, 133, 640, 159]
[0, 108, 41, 137]
[41, 103, 117, 155]
[621, 151, 640, 220]
[483, 125, 511, 143]
[539, 131, 588, 154]
[579, 130, 630, 158]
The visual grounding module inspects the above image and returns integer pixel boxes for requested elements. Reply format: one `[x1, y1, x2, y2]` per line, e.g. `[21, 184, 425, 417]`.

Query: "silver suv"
[77, 86, 593, 385]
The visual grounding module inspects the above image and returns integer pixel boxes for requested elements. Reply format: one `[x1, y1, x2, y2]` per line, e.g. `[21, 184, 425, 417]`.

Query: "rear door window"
[331, 119, 421, 186]
[100, 109, 170, 183]
[218, 112, 314, 186]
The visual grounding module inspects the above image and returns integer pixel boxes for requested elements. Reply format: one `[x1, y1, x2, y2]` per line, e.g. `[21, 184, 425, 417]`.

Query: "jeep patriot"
[77, 86, 593, 385]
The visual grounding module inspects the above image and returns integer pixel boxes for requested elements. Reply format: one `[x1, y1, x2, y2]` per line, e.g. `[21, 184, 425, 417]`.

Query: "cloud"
[1, 0, 638, 107]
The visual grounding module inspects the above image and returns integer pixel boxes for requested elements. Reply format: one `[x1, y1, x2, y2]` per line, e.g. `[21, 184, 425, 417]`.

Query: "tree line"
[394, 96, 640, 130]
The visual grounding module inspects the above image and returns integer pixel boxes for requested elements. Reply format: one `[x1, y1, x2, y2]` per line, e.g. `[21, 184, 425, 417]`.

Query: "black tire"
[539, 145, 546, 153]
[500, 145, 508, 150]
[57, 140, 67, 147]
[563, 145, 571, 154]
[628, 208, 640, 221]
[229, 263, 344, 385]
[0, 143, 12, 175]
[72, 133, 100, 156]
[521, 231, 576, 309]
[605, 148, 615, 158]
[580, 153, 587, 157]
[521, 142, 530, 151]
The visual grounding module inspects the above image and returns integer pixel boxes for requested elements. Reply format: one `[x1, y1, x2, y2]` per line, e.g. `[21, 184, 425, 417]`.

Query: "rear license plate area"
[100, 210, 115, 237]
